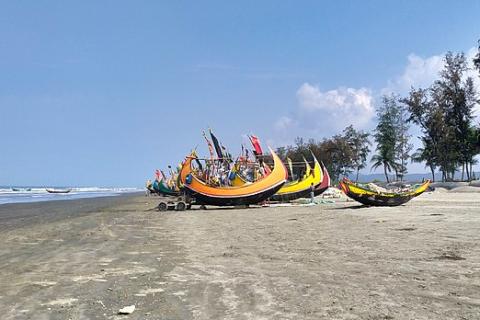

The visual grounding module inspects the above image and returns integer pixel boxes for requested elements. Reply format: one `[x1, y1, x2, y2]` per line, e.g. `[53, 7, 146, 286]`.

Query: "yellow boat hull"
[270, 156, 323, 201]
[339, 179, 431, 206]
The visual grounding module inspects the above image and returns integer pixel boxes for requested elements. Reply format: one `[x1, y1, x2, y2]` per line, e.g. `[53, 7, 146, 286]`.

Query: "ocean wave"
[0, 187, 142, 205]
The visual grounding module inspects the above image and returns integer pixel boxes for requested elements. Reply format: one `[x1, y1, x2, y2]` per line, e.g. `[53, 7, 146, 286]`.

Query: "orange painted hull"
[180, 148, 287, 206]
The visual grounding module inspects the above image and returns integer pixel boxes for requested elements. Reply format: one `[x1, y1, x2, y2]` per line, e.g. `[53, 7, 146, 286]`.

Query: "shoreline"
[0, 189, 143, 206]
[1, 192, 479, 319]
[0, 193, 142, 232]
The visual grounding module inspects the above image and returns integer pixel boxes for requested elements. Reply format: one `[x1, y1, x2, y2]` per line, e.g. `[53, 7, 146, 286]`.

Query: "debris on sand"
[435, 252, 466, 261]
[118, 305, 135, 314]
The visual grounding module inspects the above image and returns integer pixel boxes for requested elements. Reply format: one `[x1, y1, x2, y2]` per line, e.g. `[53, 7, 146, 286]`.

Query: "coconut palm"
[411, 144, 436, 182]
[371, 150, 396, 183]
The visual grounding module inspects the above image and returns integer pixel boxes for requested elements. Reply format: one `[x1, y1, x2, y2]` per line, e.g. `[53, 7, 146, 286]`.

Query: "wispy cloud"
[272, 83, 375, 142]
[384, 53, 444, 94]
[385, 47, 480, 117]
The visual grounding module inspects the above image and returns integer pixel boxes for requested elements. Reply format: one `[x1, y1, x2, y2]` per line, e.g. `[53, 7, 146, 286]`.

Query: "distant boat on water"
[45, 188, 72, 194]
[11, 187, 32, 192]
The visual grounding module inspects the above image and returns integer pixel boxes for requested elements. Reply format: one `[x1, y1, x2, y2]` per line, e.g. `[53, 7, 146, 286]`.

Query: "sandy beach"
[1, 191, 480, 319]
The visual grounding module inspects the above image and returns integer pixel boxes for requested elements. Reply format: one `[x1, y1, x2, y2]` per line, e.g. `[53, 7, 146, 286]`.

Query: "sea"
[0, 186, 143, 205]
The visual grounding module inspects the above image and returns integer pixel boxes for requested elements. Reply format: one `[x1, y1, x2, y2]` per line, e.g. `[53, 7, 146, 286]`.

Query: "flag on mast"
[202, 130, 215, 160]
[209, 129, 224, 160]
[248, 135, 263, 156]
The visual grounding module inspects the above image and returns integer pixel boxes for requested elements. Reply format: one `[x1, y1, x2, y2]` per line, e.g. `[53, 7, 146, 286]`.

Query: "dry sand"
[0, 191, 479, 319]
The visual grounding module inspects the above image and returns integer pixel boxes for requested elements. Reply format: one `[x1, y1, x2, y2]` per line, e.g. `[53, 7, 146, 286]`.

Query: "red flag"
[249, 135, 263, 156]
[155, 169, 162, 181]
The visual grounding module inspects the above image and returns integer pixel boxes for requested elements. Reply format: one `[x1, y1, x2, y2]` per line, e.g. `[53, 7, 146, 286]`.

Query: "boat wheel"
[176, 202, 186, 211]
[158, 202, 168, 211]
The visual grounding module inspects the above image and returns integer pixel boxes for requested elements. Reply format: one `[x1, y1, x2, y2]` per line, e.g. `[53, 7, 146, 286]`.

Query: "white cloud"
[296, 83, 375, 131]
[273, 47, 480, 146]
[274, 116, 295, 131]
[386, 53, 444, 94]
[386, 48, 480, 104]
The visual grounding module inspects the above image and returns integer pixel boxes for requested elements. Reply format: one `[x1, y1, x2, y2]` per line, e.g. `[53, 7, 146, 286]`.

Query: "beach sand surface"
[0, 192, 479, 319]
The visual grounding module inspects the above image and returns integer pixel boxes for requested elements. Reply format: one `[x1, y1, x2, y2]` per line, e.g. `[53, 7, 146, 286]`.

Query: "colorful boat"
[270, 154, 323, 202]
[339, 178, 431, 206]
[230, 161, 270, 186]
[231, 171, 250, 186]
[314, 161, 331, 196]
[180, 148, 287, 206]
[152, 180, 179, 196]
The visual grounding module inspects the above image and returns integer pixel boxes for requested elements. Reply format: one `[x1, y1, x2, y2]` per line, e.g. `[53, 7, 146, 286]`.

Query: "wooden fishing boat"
[230, 162, 270, 186]
[230, 171, 250, 186]
[153, 180, 180, 196]
[11, 187, 32, 192]
[180, 148, 287, 206]
[46, 188, 72, 194]
[339, 178, 431, 206]
[270, 155, 323, 202]
[314, 161, 331, 196]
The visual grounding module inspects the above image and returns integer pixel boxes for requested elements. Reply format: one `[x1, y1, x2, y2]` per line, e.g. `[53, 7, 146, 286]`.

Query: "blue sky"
[1, 1, 479, 186]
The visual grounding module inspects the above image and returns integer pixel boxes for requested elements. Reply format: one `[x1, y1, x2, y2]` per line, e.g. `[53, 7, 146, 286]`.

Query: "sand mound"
[430, 182, 469, 190]
[449, 186, 480, 193]
[469, 180, 480, 187]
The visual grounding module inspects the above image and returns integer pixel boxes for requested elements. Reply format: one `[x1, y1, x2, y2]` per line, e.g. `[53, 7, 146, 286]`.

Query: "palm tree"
[411, 147, 436, 182]
[371, 150, 396, 183]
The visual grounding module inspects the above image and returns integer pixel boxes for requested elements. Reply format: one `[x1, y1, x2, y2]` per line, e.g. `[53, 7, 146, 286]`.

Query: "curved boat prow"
[314, 160, 331, 196]
[180, 147, 287, 206]
[270, 152, 323, 202]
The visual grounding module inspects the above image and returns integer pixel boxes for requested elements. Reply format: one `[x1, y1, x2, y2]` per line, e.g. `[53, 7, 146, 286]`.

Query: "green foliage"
[473, 39, 480, 75]
[276, 125, 371, 183]
[402, 50, 480, 181]
[343, 125, 371, 181]
[272, 46, 480, 184]
[371, 95, 400, 183]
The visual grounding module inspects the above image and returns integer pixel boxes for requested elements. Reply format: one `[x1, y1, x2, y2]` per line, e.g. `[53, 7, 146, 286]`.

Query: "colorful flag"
[209, 129, 224, 160]
[221, 145, 232, 162]
[202, 130, 215, 160]
[249, 135, 263, 156]
[161, 170, 167, 180]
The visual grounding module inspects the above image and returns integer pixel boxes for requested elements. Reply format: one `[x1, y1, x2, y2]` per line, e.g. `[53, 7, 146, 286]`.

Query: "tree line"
[277, 42, 480, 183]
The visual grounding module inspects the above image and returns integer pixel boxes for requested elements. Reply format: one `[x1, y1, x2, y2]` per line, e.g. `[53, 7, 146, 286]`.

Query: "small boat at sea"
[46, 188, 72, 194]
[11, 187, 32, 192]
[339, 178, 431, 206]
